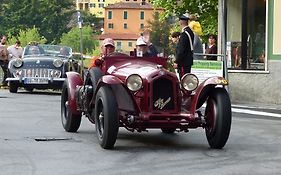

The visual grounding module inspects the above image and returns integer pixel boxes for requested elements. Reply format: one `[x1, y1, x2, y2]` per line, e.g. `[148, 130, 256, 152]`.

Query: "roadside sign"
[77, 11, 83, 29]
[191, 60, 223, 83]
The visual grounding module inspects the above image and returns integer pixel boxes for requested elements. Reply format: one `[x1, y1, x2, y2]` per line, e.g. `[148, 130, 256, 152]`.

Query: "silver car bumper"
[6, 77, 66, 84]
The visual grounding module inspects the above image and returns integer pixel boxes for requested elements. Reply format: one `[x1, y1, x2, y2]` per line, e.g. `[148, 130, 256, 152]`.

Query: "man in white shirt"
[8, 40, 23, 59]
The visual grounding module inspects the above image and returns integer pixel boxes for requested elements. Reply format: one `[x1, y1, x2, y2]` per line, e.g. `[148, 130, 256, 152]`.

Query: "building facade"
[76, 0, 152, 18]
[76, 0, 122, 18]
[221, 0, 281, 104]
[101, 1, 163, 53]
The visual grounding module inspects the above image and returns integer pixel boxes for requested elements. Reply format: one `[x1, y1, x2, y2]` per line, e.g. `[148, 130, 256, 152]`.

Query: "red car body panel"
[189, 76, 228, 114]
[65, 72, 83, 114]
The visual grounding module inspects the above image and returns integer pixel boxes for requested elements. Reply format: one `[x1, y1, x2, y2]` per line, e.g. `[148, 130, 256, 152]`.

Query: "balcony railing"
[76, 0, 90, 3]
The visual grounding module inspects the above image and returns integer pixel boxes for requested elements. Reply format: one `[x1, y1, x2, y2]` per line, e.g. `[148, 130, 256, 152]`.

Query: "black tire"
[205, 88, 232, 149]
[95, 86, 119, 149]
[9, 81, 18, 93]
[161, 128, 176, 134]
[85, 67, 103, 122]
[61, 80, 82, 132]
[25, 87, 34, 92]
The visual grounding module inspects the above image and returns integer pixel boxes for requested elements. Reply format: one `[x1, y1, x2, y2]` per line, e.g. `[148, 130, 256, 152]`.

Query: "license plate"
[24, 78, 49, 84]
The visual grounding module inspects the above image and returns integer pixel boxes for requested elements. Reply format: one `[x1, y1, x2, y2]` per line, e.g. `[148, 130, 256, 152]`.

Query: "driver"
[29, 46, 41, 55]
[88, 38, 115, 69]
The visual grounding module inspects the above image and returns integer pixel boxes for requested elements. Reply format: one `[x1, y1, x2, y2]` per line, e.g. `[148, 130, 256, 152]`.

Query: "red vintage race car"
[61, 53, 231, 149]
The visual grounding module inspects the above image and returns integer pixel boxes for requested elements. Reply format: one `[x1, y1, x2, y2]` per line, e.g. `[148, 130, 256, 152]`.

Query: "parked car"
[61, 53, 232, 149]
[6, 43, 82, 93]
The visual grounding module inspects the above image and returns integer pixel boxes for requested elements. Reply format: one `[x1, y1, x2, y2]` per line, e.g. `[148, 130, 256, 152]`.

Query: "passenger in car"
[59, 47, 70, 56]
[136, 37, 154, 57]
[88, 38, 115, 69]
[142, 29, 158, 57]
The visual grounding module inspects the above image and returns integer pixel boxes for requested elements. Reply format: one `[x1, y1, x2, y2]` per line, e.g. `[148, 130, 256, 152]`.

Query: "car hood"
[107, 59, 171, 80]
[9, 56, 65, 70]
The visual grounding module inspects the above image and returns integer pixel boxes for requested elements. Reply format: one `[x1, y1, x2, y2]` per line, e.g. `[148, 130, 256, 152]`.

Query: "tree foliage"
[0, 0, 92, 44]
[147, 13, 173, 56]
[152, 0, 218, 39]
[7, 27, 47, 46]
[60, 25, 98, 54]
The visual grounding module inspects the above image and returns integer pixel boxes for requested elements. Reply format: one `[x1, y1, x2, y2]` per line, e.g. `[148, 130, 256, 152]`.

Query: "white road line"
[232, 104, 279, 110]
[232, 107, 281, 118]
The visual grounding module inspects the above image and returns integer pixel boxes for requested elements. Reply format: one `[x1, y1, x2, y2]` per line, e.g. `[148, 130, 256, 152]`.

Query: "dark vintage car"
[61, 53, 232, 149]
[6, 44, 81, 93]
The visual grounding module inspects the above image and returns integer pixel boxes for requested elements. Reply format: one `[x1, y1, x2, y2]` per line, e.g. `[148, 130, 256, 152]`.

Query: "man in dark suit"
[174, 13, 195, 79]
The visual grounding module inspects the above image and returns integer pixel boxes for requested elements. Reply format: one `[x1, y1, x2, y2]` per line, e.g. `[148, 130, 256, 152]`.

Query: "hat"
[189, 21, 203, 36]
[102, 38, 115, 47]
[179, 13, 190, 20]
[136, 37, 147, 46]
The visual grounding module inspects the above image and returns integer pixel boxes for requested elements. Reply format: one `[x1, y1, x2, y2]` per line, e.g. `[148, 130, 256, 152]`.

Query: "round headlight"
[13, 59, 23, 68]
[53, 59, 63, 68]
[126, 74, 143, 92]
[181, 73, 199, 91]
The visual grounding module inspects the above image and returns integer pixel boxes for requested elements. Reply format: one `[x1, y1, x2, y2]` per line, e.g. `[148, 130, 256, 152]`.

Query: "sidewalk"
[232, 100, 281, 110]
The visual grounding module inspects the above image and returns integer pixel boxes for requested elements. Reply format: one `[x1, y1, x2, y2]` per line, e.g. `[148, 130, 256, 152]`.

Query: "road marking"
[232, 107, 281, 118]
[232, 104, 279, 110]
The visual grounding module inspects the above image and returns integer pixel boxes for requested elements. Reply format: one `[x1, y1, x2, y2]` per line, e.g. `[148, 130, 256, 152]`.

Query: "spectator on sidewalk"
[171, 32, 181, 45]
[8, 40, 23, 59]
[189, 14, 204, 60]
[174, 13, 194, 79]
[0, 35, 9, 87]
[205, 34, 218, 60]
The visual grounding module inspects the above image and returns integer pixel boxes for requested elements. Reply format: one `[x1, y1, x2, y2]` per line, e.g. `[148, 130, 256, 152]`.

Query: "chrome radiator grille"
[21, 68, 59, 78]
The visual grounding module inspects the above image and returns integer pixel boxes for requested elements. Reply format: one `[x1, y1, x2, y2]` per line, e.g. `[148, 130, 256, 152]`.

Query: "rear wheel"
[205, 88, 232, 149]
[95, 86, 119, 149]
[9, 81, 18, 93]
[61, 80, 81, 132]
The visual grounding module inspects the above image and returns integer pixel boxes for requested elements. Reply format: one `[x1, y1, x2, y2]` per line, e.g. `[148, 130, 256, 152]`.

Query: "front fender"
[189, 76, 228, 114]
[66, 72, 83, 114]
[96, 75, 141, 114]
[100, 75, 123, 84]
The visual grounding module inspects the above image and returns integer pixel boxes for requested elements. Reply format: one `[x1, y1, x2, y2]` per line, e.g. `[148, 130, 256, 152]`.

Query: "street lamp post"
[77, 11, 84, 79]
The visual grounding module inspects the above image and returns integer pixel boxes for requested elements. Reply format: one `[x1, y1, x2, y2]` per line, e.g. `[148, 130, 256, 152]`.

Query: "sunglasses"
[105, 45, 114, 48]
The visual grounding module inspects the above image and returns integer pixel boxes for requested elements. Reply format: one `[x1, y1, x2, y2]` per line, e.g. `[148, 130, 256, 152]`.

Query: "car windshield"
[23, 44, 72, 58]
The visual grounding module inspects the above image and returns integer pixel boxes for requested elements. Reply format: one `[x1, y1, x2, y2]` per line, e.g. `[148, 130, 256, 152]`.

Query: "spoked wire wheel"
[204, 88, 232, 149]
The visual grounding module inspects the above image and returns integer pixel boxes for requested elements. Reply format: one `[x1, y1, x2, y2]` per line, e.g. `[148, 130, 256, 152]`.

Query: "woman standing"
[206, 34, 217, 61]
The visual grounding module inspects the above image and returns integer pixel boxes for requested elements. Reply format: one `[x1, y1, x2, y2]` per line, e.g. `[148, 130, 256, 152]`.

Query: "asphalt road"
[1, 89, 281, 175]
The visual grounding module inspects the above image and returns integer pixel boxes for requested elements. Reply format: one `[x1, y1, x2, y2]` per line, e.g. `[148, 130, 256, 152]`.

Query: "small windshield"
[23, 44, 72, 58]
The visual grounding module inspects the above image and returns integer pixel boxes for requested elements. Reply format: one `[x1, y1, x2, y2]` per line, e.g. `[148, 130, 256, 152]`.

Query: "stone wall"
[228, 60, 281, 104]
